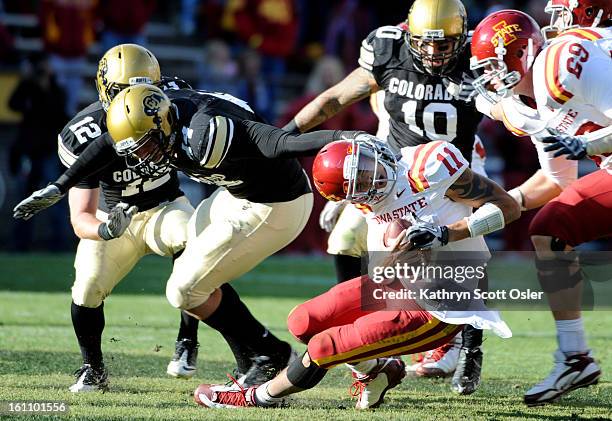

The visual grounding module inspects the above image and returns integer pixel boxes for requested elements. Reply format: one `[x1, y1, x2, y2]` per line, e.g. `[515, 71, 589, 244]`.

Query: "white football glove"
[13, 184, 64, 220]
[406, 214, 449, 250]
[98, 202, 138, 241]
[442, 76, 477, 102]
[319, 200, 346, 232]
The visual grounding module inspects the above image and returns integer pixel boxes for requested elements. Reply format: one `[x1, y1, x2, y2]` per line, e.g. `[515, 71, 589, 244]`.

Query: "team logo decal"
[143, 93, 164, 116]
[98, 58, 108, 86]
[491, 20, 522, 47]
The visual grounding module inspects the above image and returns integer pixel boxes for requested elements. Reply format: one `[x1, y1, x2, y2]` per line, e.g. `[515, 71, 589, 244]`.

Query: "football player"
[25, 83, 365, 386]
[12, 44, 203, 391]
[193, 136, 520, 409]
[284, 0, 490, 392]
[469, 6, 611, 406]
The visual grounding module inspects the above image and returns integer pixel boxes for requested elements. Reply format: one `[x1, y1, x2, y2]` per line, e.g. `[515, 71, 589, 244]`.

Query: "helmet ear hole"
[516, 49, 524, 59]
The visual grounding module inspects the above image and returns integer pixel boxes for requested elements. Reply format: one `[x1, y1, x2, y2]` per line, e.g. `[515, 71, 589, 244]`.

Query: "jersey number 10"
[401, 101, 458, 142]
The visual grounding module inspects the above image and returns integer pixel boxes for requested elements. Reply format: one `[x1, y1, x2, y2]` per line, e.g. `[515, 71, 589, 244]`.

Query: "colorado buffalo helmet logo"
[142, 92, 164, 116]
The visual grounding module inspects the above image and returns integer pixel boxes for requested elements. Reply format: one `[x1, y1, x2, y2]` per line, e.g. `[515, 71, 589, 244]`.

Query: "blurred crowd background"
[0, 0, 604, 253]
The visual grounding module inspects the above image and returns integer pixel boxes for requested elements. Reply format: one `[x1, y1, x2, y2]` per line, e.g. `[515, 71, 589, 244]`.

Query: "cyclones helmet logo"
[143, 93, 164, 116]
[491, 20, 522, 47]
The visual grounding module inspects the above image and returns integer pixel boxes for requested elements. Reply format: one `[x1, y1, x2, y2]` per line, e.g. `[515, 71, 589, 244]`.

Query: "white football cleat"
[524, 350, 601, 406]
[411, 334, 461, 377]
[167, 339, 199, 379]
[69, 364, 109, 393]
[350, 358, 406, 409]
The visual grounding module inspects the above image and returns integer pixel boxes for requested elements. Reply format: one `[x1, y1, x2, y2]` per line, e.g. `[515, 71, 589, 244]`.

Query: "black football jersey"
[56, 77, 190, 212]
[359, 26, 483, 162]
[167, 89, 312, 203]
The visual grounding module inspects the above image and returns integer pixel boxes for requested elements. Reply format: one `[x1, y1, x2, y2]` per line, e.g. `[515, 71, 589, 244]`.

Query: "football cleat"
[451, 346, 483, 395]
[524, 350, 601, 406]
[69, 364, 109, 393]
[239, 346, 298, 387]
[167, 338, 199, 379]
[413, 334, 461, 377]
[194, 375, 260, 408]
[350, 358, 406, 409]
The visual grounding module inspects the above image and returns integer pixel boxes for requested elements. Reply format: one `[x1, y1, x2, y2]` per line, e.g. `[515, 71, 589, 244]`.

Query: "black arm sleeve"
[242, 120, 363, 158]
[54, 135, 120, 192]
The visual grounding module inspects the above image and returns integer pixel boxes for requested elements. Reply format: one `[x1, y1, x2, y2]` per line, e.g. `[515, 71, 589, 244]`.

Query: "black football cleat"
[451, 346, 483, 395]
[69, 364, 109, 393]
[167, 338, 199, 379]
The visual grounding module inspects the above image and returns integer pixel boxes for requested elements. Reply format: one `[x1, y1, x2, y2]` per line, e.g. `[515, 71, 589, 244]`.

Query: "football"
[383, 218, 412, 248]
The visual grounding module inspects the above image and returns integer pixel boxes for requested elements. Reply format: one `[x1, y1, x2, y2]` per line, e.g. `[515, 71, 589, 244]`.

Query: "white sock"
[556, 318, 588, 355]
[347, 359, 378, 377]
[254, 381, 283, 407]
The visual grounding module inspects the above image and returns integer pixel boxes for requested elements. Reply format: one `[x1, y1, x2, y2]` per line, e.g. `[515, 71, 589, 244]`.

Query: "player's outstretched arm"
[285, 68, 379, 133]
[444, 168, 521, 242]
[243, 120, 364, 158]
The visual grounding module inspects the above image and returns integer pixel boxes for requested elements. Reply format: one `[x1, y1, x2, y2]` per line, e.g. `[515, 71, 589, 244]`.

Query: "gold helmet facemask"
[106, 84, 176, 177]
[406, 0, 468, 75]
[96, 44, 162, 111]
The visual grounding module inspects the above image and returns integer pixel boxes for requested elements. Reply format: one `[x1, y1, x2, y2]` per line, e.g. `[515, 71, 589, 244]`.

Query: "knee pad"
[535, 252, 582, 293]
[307, 331, 336, 363]
[71, 276, 106, 308]
[287, 305, 311, 343]
[286, 352, 328, 390]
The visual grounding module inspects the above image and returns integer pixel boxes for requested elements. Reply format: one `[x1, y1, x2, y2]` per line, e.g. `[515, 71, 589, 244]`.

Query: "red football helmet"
[543, 0, 612, 39]
[470, 10, 545, 104]
[312, 136, 397, 205]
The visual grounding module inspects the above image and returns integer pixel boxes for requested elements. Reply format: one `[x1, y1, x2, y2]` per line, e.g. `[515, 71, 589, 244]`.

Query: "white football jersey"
[532, 27, 612, 167]
[366, 140, 488, 255]
[363, 140, 511, 338]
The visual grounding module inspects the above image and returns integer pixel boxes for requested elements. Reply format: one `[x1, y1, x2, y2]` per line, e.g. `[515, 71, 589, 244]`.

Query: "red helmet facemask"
[542, 0, 612, 40]
[470, 10, 544, 104]
[313, 137, 397, 205]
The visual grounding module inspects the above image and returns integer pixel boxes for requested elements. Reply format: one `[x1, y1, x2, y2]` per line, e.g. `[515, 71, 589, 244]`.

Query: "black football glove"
[442, 76, 477, 102]
[13, 184, 65, 220]
[406, 214, 449, 250]
[542, 129, 588, 160]
[98, 202, 138, 240]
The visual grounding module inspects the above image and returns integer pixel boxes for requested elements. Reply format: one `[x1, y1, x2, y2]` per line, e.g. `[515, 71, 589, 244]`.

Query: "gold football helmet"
[406, 0, 468, 75]
[106, 84, 176, 177]
[96, 44, 161, 111]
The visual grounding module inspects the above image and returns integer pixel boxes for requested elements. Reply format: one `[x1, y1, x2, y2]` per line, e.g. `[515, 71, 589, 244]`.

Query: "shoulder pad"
[188, 111, 235, 169]
[534, 39, 588, 107]
[57, 102, 106, 167]
[359, 26, 403, 71]
[160, 76, 193, 90]
[402, 141, 468, 194]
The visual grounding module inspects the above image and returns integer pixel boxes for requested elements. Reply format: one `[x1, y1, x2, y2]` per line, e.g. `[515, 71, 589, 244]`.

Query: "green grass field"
[1, 253, 611, 420]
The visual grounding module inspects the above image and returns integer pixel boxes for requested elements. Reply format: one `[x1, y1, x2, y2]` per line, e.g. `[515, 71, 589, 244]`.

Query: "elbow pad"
[467, 203, 505, 237]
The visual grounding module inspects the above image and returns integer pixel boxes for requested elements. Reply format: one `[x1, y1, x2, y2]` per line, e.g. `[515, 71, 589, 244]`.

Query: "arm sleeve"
[54, 135, 119, 192]
[241, 120, 363, 158]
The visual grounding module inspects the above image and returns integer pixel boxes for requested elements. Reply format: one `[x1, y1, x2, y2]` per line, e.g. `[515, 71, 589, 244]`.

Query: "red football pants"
[529, 169, 612, 246]
[287, 276, 462, 369]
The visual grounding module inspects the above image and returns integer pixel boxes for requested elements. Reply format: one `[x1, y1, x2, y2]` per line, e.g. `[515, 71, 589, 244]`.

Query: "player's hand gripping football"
[542, 129, 588, 160]
[98, 202, 138, 241]
[319, 200, 346, 232]
[405, 213, 449, 250]
[13, 184, 65, 220]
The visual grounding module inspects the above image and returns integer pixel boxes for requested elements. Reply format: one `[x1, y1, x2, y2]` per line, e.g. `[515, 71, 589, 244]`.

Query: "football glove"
[98, 202, 138, 241]
[442, 76, 477, 102]
[319, 200, 346, 233]
[542, 130, 588, 160]
[13, 184, 64, 220]
[406, 214, 449, 250]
